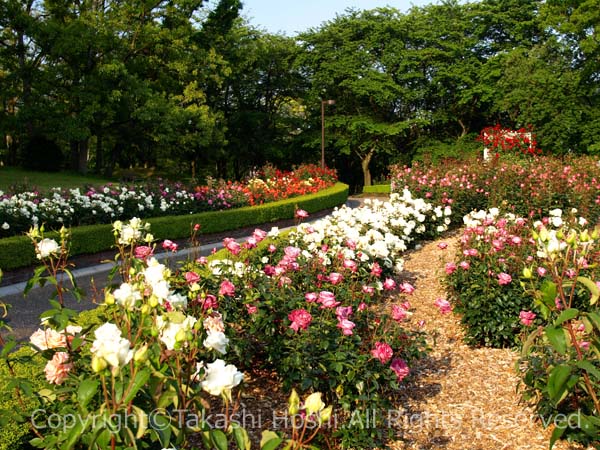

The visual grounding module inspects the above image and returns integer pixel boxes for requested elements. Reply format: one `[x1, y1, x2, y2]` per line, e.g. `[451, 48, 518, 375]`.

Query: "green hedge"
[362, 184, 391, 194]
[0, 183, 349, 271]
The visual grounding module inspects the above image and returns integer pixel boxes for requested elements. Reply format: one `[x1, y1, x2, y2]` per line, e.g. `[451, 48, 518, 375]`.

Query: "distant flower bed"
[389, 155, 600, 224]
[0, 164, 337, 238]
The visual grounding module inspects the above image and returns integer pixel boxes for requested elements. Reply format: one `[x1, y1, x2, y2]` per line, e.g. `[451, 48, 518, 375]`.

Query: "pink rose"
[246, 304, 258, 315]
[399, 282, 415, 295]
[346, 239, 357, 250]
[223, 238, 241, 256]
[295, 209, 309, 219]
[198, 293, 218, 310]
[162, 239, 178, 252]
[362, 285, 375, 295]
[537, 267, 547, 277]
[383, 278, 397, 291]
[519, 310, 536, 326]
[358, 302, 367, 311]
[391, 305, 408, 322]
[445, 262, 457, 275]
[335, 306, 353, 320]
[497, 273, 512, 285]
[134, 245, 154, 260]
[329, 272, 344, 285]
[185, 271, 200, 284]
[284, 246, 301, 259]
[195, 256, 208, 265]
[371, 342, 393, 364]
[343, 259, 358, 272]
[390, 358, 410, 382]
[437, 242, 448, 250]
[278, 276, 292, 287]
[305, 292, 318, 303]
[268, 244, 277, 253]
[371, 262, 383, 277]
[245, 236, 258, 249]
[219, 279, 236, 297]
[318, 291, 340, 309]
[253, 228, 267, 242]
[44, 352, 73, 385]
[434, 298, 452, 315]
[459, 261, 470, 270]
[337, 319, 356, 336]
[288, 309, 312, 332]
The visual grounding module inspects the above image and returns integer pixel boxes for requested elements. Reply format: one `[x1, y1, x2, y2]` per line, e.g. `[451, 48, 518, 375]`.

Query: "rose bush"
[518, 213, 600, 448]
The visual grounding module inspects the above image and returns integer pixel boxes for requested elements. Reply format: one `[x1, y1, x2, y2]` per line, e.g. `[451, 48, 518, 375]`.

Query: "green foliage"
[518, 217, 600, 449]
[0, 183, 349, 270]
[0, 346, 44, 450]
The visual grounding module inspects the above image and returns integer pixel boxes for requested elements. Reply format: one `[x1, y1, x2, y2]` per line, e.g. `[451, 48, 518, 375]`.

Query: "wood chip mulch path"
[389, 232, 592, 450]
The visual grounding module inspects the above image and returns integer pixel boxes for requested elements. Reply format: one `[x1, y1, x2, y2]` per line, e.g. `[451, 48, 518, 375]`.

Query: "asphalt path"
[0, 198, 365, 341]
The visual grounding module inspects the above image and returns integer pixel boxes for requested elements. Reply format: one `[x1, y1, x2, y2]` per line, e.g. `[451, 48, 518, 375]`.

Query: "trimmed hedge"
[362, 184, 391, 194]
[0, 183, 349, 271]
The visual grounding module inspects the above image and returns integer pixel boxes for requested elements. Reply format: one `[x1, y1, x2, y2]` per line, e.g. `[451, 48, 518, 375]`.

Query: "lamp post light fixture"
[321, 99, 335, 169]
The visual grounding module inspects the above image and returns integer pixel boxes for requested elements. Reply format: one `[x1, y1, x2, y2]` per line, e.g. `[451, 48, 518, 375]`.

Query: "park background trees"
[0, 0, 599, 189]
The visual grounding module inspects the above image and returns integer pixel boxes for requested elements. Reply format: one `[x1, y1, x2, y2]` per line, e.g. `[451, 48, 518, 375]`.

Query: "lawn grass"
[0, 166, 113, 194]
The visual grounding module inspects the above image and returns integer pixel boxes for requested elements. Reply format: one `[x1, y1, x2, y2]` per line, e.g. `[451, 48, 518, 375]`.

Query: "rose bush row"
[1, 189, 450, 449]
[0, 164, 336, 238]
[389, 155, 600, 225]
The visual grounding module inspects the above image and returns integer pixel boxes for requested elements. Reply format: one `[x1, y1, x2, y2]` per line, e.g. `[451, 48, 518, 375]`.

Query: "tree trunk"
[78, 139, 89, 174]
[361, 148, 375, 187]
[458, 119, 468, 138]
[95, 133, 103, 174]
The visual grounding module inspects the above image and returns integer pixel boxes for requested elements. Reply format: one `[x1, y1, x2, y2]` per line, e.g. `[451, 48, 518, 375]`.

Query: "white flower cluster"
[290, 189, 450, 272]
[0, 186, 199, 236]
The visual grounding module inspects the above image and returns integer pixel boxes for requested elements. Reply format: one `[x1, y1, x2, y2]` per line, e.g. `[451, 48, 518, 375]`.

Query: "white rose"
[113, 283, 142, 309]
[200, 359, 244, 397]
[90, 323, 133, 369]
[1, 222, 9, 230]
[203, 330, 229, 355]
[36, 238, 60, 259]
[167, 292, 188, 310]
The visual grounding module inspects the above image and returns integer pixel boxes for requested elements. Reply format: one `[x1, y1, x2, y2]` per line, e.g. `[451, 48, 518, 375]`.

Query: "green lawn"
[0, 166, 112, 194]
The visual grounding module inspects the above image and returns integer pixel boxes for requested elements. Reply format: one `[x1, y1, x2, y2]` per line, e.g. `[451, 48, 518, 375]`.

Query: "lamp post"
[321, 99, 335, 169]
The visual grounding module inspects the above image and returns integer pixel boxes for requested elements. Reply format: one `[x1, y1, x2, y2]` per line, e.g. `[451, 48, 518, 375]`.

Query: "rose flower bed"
[0, 190, 451, 449]
[389, 155, 600, 225]
[0, 164, 337, 238]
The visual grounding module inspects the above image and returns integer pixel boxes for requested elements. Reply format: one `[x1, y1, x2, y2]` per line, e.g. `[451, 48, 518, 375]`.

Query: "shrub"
[445, 209, 534, 347]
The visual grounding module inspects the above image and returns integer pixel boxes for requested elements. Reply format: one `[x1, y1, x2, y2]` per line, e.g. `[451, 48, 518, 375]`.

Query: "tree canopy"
[0, 0, 598, 186]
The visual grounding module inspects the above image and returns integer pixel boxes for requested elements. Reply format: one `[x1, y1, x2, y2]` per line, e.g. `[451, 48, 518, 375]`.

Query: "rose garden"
[1, 0, 600, 448]
[0, 150, 599, 450]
